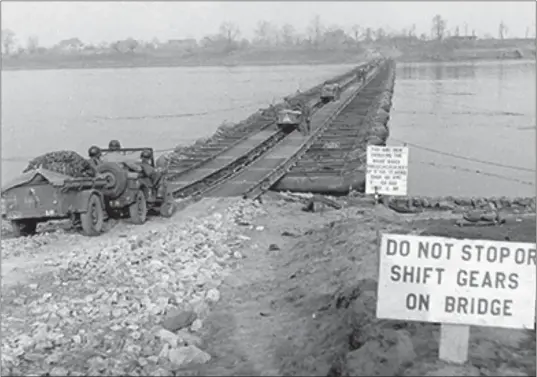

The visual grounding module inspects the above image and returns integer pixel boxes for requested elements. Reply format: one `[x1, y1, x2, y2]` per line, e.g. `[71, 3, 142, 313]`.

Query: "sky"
[1, 1, 536, 47]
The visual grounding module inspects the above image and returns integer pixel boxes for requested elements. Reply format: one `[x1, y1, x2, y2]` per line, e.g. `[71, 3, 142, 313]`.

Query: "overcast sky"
[2, 1, 536, 47]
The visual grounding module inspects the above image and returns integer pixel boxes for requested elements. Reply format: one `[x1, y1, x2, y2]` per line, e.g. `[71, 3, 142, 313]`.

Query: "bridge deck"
[207, 80, 363, 197]
[169, 130, 276, 188]
[169, 79, 362, 193]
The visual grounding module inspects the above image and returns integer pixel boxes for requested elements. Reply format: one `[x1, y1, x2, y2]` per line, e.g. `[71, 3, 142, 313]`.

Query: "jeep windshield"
[101, 150, 143, 164]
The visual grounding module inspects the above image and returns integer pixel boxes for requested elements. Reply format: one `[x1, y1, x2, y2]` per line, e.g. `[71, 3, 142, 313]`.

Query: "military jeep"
[97, 147, 176, 224]
[320, 83, 341, 103]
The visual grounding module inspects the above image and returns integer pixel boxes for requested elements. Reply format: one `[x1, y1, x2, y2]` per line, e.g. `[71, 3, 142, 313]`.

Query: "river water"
[2, 60, 535, 197]
[388, 60, 535, 197]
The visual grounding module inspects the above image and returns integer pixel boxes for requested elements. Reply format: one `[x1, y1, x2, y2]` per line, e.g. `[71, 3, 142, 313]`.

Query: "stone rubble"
[1, 199, 264, 376]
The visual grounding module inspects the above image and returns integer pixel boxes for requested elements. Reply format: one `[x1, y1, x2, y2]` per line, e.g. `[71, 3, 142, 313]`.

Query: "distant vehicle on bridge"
[320, 82, 342, 103]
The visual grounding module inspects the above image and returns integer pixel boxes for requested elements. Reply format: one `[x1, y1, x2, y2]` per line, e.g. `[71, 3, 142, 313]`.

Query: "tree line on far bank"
[1, 14, 535, 58]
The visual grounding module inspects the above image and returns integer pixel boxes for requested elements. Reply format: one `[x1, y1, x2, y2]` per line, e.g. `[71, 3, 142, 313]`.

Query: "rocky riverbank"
[1, 198, 264, 375]
[2, 194, 535, 376]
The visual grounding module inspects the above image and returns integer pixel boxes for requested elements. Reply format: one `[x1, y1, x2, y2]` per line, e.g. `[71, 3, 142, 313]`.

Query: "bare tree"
[219, 21, 241, 46]
[2, 29, 16, 55]
[351, 24, 361, 41]
[374, 27, 386, 41]
[26, 35, 39, 53]
[323, 26, 349, 48]
[363, 27, 373, 42]
[111, 41, 121, 53]
[409, 24, 416, 38]
[125, 38, 139, 53]
[307, 15, 324, 46]
[254, 20, 272, 45]
[280, 24, 296, 46]
[498, 21, 508, 40]
[432, 14, 447, 41]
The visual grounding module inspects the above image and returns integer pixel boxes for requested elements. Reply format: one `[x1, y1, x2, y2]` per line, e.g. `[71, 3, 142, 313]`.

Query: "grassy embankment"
[2, 38, 535, 71]
[387, 37, 536, 62]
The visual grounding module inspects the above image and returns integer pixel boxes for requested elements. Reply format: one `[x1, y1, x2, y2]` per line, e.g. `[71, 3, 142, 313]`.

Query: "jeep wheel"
[11, 220, 37, 237]
[129, 190, 147, 224]
[96, 162, 128, 199]
[80, 194, 105, 237]
[159, 201, 176, 218]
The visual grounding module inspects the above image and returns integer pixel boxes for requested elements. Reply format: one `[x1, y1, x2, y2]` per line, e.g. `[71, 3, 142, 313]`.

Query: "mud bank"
[273, 60, 396, 195]
[175, 195, 535, 376]
[324, 205, 536, 377]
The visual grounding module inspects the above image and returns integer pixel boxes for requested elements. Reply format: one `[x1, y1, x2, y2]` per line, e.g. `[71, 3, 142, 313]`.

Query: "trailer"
[1, 169, 110, 237]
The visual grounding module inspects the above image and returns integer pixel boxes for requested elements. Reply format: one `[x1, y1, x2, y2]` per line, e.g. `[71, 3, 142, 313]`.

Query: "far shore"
[2, 44, 535, 71]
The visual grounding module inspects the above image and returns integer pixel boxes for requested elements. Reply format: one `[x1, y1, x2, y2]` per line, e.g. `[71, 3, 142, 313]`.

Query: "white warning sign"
[366, 145, 409, 196]
[377, 233, 537, 329]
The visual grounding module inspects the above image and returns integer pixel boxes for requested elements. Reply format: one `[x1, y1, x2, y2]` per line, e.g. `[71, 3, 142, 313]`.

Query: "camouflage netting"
[23, 151, 96, 178]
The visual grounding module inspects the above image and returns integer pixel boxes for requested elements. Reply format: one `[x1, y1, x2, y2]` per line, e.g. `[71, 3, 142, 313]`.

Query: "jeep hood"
[1, 168, 73, 193]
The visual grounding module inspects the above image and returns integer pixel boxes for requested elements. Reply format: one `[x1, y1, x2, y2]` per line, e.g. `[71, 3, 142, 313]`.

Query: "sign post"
[366, 145, 409, 244]
[376, 233, 537, 364]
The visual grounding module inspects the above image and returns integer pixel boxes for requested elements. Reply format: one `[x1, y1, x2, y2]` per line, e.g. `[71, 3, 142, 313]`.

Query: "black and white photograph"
[1, 1, 536, 376]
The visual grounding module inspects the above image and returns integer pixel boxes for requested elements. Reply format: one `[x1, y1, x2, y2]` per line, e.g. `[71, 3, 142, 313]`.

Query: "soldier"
[357, 68, 365, 83]
[109, 140, 121, 151]
[289, 98, 310, 136]
[282, 96, 292, 109]
[140, 149, 163, 189]
[302, 106, 312, 135]
[88, 145, 102, 169]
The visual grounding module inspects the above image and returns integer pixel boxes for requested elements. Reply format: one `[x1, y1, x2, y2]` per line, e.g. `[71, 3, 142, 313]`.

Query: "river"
[388, 60, 535, 197]
[2, 60, 535, 197]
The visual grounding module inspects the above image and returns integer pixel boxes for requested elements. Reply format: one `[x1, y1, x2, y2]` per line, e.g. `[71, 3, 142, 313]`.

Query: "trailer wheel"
[159, 201, 176, 218]
[80, 194, 104, 236]
[11, 220, 37, 237]
[129, 190, 147, 224]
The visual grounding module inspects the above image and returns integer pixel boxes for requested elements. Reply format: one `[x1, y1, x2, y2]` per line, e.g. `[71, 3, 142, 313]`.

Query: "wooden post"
[439, 324, 470, 364]
[374, 186, 381, 246]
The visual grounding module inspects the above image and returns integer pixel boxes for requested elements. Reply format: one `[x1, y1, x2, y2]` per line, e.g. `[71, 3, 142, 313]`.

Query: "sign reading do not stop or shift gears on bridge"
[376, 233, 537, 329]
[366, 145, 409, 196]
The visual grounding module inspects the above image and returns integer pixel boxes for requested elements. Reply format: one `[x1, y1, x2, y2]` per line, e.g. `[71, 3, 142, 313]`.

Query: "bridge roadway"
[206, 79, 364, 197]
[168, 77, 364, 195]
